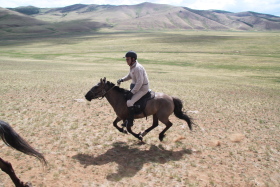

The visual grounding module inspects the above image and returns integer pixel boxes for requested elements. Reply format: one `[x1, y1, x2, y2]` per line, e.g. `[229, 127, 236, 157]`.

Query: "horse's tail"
[0, 120, 47, 166]
[172, 97, 193, 130]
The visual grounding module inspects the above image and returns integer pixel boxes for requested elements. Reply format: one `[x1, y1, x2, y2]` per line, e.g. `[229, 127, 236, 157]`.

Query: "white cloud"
[188, 0, 236, 10]
[1, 0, 80, 8]
[241, 0, 280, 13]
[81, 0, 142, 5]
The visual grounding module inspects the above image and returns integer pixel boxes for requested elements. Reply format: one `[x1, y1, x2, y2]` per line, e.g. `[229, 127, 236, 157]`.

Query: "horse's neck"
[105, 89, 126, 111]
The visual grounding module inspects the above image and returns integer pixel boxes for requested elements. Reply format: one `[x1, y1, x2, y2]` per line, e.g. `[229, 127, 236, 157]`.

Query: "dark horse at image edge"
[0, 120, 47, 187]
[85, 78, 193, 141]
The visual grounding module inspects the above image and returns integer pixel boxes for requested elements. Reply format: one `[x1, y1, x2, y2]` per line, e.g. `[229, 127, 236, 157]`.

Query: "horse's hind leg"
[0, 157, 30, 187]
[158, 118, 173, 141]
[140, 114, 159, 138]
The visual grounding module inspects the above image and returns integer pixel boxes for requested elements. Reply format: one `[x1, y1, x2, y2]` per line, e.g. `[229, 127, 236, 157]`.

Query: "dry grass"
[0, 31, 279, 186]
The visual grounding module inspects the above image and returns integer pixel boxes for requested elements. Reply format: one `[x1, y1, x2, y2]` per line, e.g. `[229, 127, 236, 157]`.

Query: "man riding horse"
[117, 51, 149, 128]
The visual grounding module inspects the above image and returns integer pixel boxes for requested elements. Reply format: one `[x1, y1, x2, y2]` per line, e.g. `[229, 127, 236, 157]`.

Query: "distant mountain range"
[1, 2, 280, 35]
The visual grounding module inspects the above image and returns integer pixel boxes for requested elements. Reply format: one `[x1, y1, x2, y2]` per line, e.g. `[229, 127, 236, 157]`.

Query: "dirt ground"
[1, 30, 280, 186]
[1, 78, 279, 187]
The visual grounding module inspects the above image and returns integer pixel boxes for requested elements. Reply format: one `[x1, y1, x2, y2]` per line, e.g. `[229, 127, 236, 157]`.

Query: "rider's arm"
[122, 73, 131, 82]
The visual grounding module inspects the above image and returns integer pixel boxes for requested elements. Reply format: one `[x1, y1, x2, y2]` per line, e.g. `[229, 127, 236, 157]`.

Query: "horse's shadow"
[72, 142, 192, 181]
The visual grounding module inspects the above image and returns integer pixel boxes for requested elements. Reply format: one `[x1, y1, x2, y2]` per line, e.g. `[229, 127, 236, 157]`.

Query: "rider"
[117, 51, 149, 127]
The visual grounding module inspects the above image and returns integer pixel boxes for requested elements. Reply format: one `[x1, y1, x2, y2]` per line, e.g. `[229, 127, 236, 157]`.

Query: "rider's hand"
[126, 91, 133, 100]
[117, 79, 123, 85]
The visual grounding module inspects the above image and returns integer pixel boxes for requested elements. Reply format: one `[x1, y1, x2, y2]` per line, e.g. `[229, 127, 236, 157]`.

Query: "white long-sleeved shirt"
[122, 61, 149, 94]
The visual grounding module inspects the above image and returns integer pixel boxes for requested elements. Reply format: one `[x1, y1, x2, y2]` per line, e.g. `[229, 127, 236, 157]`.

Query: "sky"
[1, 0, 280, 16]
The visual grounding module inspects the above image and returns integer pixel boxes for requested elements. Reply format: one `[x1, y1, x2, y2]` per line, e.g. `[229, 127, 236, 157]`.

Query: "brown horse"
[0, 120, 47, 187]
[85, 78, 193, 141]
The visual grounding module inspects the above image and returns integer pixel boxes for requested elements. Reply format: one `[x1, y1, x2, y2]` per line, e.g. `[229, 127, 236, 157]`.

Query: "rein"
[91, 85, 115, 100]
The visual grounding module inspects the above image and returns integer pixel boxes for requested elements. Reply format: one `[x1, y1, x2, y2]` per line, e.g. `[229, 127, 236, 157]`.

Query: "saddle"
[126, 90, 155, 115]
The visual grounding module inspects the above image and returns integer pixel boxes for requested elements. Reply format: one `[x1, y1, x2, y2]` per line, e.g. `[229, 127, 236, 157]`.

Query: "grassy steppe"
[0, 31, 279, 186]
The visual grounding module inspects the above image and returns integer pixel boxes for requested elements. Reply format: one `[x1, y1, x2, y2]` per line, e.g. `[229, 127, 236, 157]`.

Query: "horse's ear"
[103, 77, 106, 83]
[100, 78, 103, 85]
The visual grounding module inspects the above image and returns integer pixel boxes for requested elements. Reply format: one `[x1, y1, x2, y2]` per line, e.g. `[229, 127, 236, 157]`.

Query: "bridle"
[90, 84, 115, 100]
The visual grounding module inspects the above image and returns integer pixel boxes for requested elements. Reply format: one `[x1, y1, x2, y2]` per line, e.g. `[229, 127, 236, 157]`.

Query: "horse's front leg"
[113, 117, 127, 134]
[126, 125, 143, 141]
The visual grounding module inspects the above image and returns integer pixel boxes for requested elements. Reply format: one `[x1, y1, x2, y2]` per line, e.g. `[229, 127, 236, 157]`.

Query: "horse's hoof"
[159, 134, 165, 141]
[24, 182, 33, 187]
[137, 133, 143, 141]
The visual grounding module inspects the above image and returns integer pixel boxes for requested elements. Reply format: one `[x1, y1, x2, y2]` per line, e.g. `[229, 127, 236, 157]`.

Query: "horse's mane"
[106, 81, 129, 94]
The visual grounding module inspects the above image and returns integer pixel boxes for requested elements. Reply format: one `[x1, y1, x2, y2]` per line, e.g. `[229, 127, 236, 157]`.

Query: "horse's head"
[85, 78, 108, 101]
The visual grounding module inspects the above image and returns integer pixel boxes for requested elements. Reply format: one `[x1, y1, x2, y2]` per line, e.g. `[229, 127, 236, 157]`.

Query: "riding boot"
[125, 106, 135, 127]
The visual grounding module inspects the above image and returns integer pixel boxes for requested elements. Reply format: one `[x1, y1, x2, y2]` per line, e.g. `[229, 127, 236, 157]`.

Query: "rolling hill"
[1, 2, 280, 34]
[0, 7, 46, 29]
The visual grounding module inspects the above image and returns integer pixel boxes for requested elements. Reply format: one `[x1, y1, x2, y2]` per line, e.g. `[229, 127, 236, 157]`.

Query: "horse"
[0, 120, 47, 187]
[85, 78, 193, 141]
